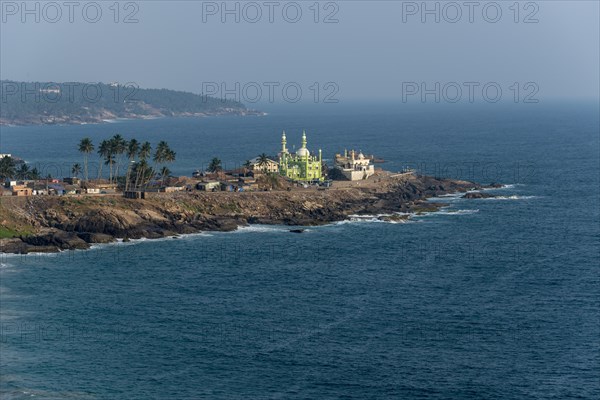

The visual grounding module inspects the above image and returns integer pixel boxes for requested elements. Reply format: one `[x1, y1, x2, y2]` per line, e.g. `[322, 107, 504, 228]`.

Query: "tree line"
[78, 135, 176, 190]
[0, 157, 41, 180]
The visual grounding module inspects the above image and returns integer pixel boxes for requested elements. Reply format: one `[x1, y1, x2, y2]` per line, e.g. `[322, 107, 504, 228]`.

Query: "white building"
[249, 157, 279, 174]
[334, 150, 375, 181]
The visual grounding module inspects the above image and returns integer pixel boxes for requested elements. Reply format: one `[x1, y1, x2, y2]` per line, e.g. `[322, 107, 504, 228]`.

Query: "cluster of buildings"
[2, 131, 377, 197]
[244, 131, 375, 183]
[168, 130, 377, 194]
[2, 177, 117, 197]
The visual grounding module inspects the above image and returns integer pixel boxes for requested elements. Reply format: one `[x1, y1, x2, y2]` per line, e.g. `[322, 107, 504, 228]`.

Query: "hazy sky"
[1, 1, 598, 103]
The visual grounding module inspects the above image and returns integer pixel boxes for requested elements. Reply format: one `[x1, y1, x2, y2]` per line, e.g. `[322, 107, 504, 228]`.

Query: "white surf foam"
[415, 208, 479, 217]
[484, 183, 525, 191]
[484, 195, 538, 200]
[233, 225, 291, 233]
[337, 213, 414, 225]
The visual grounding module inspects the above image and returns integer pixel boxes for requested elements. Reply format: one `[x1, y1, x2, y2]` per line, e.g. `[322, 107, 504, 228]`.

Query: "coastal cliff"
[0, 173, 483, 254]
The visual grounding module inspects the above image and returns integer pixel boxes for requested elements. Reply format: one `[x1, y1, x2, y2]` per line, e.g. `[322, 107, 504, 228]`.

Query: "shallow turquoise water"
[1, 103, 599, 399]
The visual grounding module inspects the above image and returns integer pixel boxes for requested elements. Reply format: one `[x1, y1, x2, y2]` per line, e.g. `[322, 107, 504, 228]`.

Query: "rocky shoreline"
[0, 173, 492, 254]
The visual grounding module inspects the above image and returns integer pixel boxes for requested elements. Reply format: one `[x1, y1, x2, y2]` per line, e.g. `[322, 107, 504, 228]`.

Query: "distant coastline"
[0, 80, 264, 126]
[0, 109, 266, 127]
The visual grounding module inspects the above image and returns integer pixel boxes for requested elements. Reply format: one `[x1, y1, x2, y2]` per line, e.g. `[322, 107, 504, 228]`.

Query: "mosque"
[334, 149, 375, 181]
[278, 131, 324, 182]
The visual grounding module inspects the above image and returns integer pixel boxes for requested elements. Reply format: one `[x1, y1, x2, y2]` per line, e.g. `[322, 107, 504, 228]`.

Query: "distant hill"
[0, 81, 261, 126]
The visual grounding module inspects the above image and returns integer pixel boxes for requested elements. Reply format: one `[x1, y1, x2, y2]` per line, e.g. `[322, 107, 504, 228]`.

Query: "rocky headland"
[0, 172, 488, 254]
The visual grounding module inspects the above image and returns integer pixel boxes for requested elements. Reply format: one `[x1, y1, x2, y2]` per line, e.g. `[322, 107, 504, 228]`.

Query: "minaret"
[281, 130, 287, 154]
[319, 149, 323, 180]
[301, 130, 307, 148]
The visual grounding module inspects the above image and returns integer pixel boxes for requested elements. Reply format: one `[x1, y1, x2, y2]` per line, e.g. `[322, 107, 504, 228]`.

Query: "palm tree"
[160, 166, 171, 186]
[153, 141, 176, 187]
[0, 156, 16, 180]
[125, 139, 139, 191]
[111, 134, 127, 181]
[136, 142, 152, 189]
[105, 153, 116, 183]
[97, 140, 110, 180]
[134, 159, 152, 189]
[207, 157, 222, 173]
[78, 138, 94, 181]
[257, 153, 270, 173]
[243, 160, 252, 177]
[16, 163, 30, 180]
[153, 141, 168, 169]
[72, 163, 82, 178]
[29, 167, 40, 180]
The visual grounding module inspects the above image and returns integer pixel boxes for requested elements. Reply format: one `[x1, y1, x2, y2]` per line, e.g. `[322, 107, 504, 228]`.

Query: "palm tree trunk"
[125, 157, 133, 191]
[134, 167, 140, 190]
[84, 154, 88, 182]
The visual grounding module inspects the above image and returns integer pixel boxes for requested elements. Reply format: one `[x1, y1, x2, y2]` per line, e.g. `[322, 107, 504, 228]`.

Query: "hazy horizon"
[1, 1, 598, 104]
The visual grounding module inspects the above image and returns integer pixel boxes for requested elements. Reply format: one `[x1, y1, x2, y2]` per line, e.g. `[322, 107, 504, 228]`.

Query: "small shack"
[196, 181, 221, 192]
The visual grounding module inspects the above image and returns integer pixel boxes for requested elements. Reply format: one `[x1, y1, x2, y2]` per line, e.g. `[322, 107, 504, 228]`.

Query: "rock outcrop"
[462, 192, 496, 199]
[0, 173, 490, 254]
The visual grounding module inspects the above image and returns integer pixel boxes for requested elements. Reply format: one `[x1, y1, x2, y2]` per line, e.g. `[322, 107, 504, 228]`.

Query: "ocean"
[1, 102, 599, 399]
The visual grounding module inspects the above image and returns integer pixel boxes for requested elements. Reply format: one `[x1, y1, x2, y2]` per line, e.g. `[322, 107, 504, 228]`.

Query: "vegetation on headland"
[1, 136, 176, 190]
[76, 135, 176, 189]
[0, 80, 260, 126]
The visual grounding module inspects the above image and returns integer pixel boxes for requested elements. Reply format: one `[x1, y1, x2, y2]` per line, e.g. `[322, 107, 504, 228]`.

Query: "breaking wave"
[486, 195, 538, 200]
[234, 225, 294, 233]
[339, 213, 414, 224]
[415, 209, 480, 217]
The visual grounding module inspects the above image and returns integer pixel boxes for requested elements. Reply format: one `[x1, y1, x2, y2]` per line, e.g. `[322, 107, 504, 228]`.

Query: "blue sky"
[1, 1, 598, 102]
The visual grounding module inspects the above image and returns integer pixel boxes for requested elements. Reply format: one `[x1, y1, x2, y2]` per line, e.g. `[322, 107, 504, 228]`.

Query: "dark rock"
[200, 218, 242, 232]
[26, 245, 61, 253]
[462, 192, 496, 199]
[23, 231, 90, 250]
[0, 238, 30, 254]
[289, 229, 305, 233]
[77, 232, 116, 244]
[143, 230, 165, 239]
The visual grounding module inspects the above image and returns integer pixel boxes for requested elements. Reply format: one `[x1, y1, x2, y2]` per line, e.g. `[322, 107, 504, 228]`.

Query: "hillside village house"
[63, 177, 81, 185]
[11, 185, 33, 196]
[81, 183, 101, 194]
[196, 181, 221, 191]
[64, 185, 79, 195]
[160, 186, 186, 193]
[249, 157, 279, 174]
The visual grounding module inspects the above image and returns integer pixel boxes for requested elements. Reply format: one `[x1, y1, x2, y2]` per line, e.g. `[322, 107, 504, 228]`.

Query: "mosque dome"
[297, 147, 310, 157]
[358, 152, 365, 159]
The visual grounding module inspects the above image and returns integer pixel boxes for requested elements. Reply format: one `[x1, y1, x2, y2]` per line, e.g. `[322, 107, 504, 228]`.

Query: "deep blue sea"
[1, 102, 599, 399]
